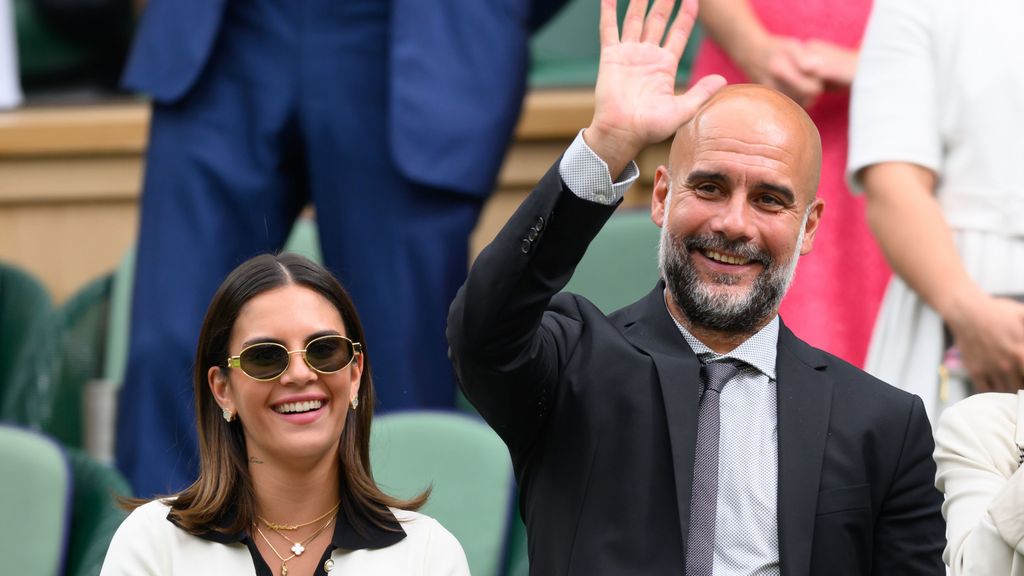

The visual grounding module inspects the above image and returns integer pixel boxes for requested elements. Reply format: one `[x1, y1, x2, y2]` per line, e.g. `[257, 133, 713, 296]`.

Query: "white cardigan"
[935, 392, 1024, 575]
[100, 500, 469, 576]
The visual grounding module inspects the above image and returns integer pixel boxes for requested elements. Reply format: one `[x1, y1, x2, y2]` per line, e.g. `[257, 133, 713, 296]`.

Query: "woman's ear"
[209, 365, 233, 411]
[349, 352, 363, 401]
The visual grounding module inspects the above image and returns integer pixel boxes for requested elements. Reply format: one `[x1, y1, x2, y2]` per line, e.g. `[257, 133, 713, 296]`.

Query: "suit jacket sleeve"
[447, 159, 618, 459]
[935, 393, 1024, 575]
[870, 394, 948, 575]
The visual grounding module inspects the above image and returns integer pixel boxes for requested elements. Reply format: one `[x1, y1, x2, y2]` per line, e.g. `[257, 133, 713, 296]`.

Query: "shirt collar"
[663, 291, 779, 380]
[167, 499, 407, 550]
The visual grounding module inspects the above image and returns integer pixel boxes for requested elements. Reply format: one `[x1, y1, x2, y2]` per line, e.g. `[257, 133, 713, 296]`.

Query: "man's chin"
[695, 280, 754, 301]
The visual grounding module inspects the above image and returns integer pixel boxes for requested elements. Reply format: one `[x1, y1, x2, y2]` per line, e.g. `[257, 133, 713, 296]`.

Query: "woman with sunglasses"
[101, 253, 469, 575]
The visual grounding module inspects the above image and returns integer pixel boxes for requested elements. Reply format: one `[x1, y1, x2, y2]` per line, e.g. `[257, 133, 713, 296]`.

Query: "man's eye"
[695, 184, 719, 195]
[756, 195, 784, 208]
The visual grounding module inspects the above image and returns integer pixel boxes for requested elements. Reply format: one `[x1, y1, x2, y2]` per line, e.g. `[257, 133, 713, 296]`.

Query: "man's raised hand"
[585, 0, 727, 177]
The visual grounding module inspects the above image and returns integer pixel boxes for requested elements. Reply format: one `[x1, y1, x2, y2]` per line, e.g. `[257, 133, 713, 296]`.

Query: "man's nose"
[711, 195, 754, 241]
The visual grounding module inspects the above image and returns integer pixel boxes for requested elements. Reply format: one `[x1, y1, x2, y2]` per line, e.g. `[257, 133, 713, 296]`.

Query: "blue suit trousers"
[116, 0, 481, 496]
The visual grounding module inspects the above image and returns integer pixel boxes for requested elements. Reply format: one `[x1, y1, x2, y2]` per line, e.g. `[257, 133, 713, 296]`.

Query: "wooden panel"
[0, 89, 675, 301]
[0, 103, 149, 157]
[515, 90, 595, 140]
[0, 156, 143, 202]
[0, 202, 137, 302]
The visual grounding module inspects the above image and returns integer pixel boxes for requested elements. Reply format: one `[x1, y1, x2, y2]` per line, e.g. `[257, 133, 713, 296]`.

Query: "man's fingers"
[599, 0, 620, 48]
[620, 0, 647, 43]
[640, 0, 675, 45]
[663, 0, 698, 57]
[672, 74, 727, 122]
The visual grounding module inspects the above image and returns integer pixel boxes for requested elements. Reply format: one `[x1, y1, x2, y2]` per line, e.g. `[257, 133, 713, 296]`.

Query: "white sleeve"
[558, 129, 640, 205]
[847, 0, 942, 193]
[421, 517, 471, 576]
[99, 503, 171, 576]
[934, 396, 1021, 575]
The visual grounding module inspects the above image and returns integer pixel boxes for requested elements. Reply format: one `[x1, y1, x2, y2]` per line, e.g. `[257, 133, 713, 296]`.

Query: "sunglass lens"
[306, 336, 352, 373]
[240, 344, 289, 380]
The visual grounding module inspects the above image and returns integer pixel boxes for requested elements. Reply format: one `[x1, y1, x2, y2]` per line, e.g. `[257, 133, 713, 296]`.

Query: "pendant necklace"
[255, 515, 334, 576]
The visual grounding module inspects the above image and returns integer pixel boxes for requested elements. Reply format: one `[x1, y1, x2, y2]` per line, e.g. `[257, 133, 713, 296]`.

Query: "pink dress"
[691, 0, 887, 366]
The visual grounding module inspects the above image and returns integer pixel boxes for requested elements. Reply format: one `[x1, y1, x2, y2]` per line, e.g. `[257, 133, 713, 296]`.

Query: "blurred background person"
[934, 391, 1024, 575]
[102, 253, 469, 575]
[849, 0, 1024, 421]
[115, 0, 570, 497]
[691, 0, 887, 366]
[0, 0, 21, 107]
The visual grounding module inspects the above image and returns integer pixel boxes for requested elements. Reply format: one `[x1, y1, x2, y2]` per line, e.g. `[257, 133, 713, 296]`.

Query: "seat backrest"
[370, 411, 514, 576]
[103, 248, 135, 394]
[64, 448, 130, 576]
[530, 0, 702, 87]
[1, 273, 111, 449]
[563, 209, 662, 313]
[0, 425, 72, 575]
[282, 215, 323, 264]
[0, 261, 52, 393]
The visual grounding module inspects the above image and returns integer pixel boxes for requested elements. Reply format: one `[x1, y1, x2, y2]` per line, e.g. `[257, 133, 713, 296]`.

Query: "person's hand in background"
[946, 292, 1024, 393]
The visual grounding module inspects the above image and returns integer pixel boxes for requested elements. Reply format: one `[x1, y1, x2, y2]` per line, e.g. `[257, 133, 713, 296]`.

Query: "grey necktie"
[686, 360, 740, 576]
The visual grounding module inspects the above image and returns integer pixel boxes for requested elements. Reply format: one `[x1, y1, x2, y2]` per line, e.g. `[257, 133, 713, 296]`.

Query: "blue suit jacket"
[122, 0, 567, 196]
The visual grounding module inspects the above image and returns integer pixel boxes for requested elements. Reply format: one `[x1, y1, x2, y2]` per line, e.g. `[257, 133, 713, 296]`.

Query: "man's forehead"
[671, 85, 822, 196]
[690, 92, 813, 150]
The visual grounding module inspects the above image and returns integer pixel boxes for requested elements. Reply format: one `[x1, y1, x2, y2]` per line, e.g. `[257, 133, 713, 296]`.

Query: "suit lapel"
[618, 291, 834, 574]
[775, 324, 831, 576]
[619, 283, 703, 551]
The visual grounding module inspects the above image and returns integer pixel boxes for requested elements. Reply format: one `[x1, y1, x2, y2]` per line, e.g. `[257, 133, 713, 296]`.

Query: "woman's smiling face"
[209, 283, 362, 467]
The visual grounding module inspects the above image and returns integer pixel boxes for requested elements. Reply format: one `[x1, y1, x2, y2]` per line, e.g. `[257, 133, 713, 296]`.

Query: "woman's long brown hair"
[133, 253, 426, 536]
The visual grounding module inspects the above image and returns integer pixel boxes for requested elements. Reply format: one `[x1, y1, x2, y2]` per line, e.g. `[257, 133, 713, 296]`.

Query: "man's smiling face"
[651, 85, 824, 336]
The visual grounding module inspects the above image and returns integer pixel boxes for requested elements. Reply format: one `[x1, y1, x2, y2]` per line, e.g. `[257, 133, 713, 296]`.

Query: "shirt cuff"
[558, 129, 640, 205]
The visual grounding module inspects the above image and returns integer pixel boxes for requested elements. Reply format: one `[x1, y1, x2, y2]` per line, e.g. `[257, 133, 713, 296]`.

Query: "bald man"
[447, 1, 944, 574]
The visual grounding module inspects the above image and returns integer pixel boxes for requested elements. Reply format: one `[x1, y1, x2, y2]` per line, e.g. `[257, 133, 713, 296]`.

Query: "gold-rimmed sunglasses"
[226, 334, 362, 381]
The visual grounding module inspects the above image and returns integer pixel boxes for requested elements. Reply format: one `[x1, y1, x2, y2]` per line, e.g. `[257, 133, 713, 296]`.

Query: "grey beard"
[659, 226, 804, 335]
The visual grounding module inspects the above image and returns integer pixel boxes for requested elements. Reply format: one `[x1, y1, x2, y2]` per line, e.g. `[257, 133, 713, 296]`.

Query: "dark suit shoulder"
[545, 292, 629, 348]
[779, 323, 927, 428]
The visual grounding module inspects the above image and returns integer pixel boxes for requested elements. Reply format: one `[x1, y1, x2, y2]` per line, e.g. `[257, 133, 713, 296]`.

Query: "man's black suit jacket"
[447, 161, 945, 575]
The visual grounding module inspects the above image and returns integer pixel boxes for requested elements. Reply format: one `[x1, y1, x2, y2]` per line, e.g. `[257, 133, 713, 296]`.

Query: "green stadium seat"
[0, 425, 72, 575]
[529, 0, 702, 88]
[0, 261, 51, 394]
[13, 0, 87, 80]
[370, 411, 515, 576]
[102, 248, 134, 395]
[563, 209, 662, 313]
[504, 514, 530, 576]
[64, 448, 130, 576]
[282, 214, 324, 263]
[1, 273, 112, 449]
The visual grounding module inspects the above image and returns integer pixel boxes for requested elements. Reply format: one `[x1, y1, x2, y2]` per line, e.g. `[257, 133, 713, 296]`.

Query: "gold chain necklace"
[255, 515, 334, 576]
[258, 501, 340, 531]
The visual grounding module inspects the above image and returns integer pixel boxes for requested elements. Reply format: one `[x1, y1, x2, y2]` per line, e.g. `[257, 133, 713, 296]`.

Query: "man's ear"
[209, 365, 233, 411]
[798, 198, 826, 255]
[651, 165, 671, 228]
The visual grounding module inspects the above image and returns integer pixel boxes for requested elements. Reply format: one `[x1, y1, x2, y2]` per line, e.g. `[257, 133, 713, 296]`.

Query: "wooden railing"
[0, 90, 668, 301]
